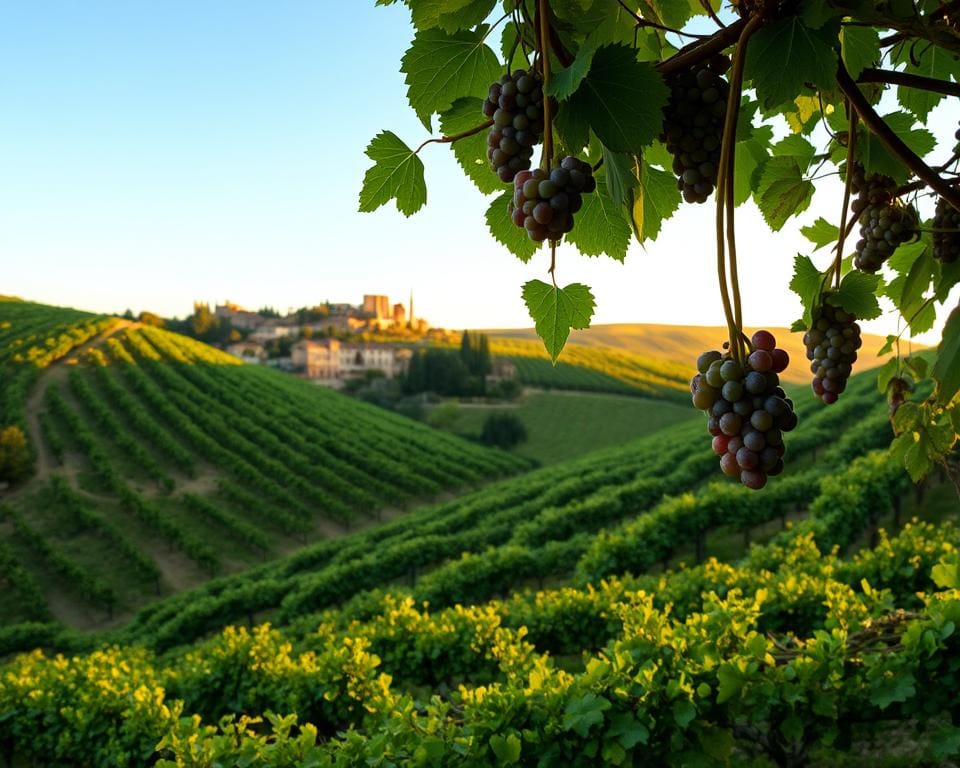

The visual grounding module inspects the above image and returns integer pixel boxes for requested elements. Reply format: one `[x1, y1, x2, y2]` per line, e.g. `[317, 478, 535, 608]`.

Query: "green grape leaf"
[870, 671, 916, 710]
[569, 44, 668, 154]
[606, 713, 649, 749]
[830, 269, 882, 320]
[876, 357, 899, 394]
[554, 100, 591, 155]
[744, 17, 838, 111]
[932, 558, 960, 590]
[437, 0, 497, 33]
[358, 131, 427, 216]
[801, 218, 840, 251]
[756, 156, 814, 231]
[734, 138, 769, 206]
[439, 98, 500, 194]
[486, 191, 538, 262]
[840, 26, 880, 79]
[716, 662, 746, 704]
[934, 304, 960, 405]
[522, 280, 596, 363]
[566, 179, 632, 260]
[402, 28, 502, 130]
[790, 254, 826, 328]
[773, 134, 816, 169]
[893, 41, 960, 121]
[859, 112, 936, 184]
[602, 148, 640, 209]
[489, 733, 522, 764]
[561, 691, 611, 737]
[548, 33, 599, 101]
[632, 161, 681, 243]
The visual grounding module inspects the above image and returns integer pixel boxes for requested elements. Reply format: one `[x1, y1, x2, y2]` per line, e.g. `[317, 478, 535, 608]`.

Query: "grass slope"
[451, 391, 697, 464]
[0, 302, 527, 631]
[485, 322, 897, 385]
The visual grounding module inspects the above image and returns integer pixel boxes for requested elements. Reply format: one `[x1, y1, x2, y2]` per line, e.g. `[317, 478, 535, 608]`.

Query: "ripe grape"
[689, 329, 797, 490]
[483, 70, 545, 183]
[509, 157, 596, 242]
[933, 196, 960, 264]
[660, 55, 730, 204]
[804, 297, 861, 405]
[850, 165, 919, 272]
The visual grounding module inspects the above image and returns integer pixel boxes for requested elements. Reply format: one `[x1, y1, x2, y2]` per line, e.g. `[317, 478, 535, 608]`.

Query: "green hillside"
[0, 302, 527, 630]
[2, 301, 957, 767]
[0, 361, 902, 654]
[486, 323, 897, 387]
[2, 361, 958, 765]
[451, 391, 697, 464]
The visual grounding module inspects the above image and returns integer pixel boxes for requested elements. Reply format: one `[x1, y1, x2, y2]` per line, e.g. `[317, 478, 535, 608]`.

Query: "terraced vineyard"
[0, 302, 527, 631]
[0, 356, 904, 656]
[3, 361, 957, 765]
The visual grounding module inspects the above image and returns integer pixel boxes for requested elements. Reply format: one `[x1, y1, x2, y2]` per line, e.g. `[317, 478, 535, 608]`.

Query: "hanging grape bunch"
[850, 165, 919, 272]
[932, 196, 960, 263]
[690, 331, 797, 490]
[483, 71, 545, 183]
[510, 157, 596, 242]
[804, 298, 862, 405]
[660, 54, 730, 204]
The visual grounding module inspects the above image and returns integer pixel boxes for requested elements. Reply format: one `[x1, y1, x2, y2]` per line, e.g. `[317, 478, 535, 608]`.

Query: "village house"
[291, 339, 412, 384]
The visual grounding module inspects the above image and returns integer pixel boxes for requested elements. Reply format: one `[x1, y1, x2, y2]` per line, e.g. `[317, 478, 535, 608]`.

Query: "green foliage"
[0, 425, 30, 484]
[480, 411, 527, 449]
[521, 280, 595, 363]
[358, 131, 427, 216]
[360, 0, 960, 485]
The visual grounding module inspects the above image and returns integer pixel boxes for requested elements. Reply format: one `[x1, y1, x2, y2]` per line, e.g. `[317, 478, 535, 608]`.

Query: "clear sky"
[0, 2, 956, 344]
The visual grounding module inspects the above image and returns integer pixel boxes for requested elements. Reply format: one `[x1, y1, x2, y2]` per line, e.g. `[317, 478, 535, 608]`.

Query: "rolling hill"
[485, 323, 898, 386]
[3, 353, 957, 766]
[0, 300, 527, 631]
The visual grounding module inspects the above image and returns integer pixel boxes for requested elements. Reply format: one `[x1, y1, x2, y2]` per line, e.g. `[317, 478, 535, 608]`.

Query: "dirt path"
[18, 320, 139, 490]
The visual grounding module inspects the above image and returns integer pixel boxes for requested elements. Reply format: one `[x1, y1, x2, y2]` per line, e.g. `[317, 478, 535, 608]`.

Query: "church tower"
[408, 289, 414, 329]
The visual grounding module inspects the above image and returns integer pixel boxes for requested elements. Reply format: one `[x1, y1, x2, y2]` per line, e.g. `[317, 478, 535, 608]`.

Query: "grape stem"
[716, 14, 763, 366]
[834, 103, 857, 290]
[836, 61, 960, 213]
[414, 120, 493, 155]
[536, 0, 553, 173]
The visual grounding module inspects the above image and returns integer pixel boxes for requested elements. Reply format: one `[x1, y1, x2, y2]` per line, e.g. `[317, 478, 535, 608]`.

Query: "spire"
[408, 288, 414, 329]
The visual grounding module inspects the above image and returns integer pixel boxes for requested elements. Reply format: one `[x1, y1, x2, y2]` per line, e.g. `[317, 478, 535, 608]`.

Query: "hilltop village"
[193, 294, 437, 386]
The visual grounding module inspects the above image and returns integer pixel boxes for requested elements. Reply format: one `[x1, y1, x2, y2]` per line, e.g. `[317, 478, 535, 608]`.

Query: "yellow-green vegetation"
[490, 336, 692, 398]
[487, 324, 896, 386]
[451, 391, 697, 464]
[0, 302, 527, 632]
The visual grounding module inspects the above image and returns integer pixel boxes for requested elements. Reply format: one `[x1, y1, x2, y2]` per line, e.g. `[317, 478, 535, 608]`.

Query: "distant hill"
[0, 301, 527, 632]
[483, 323, 900, 386]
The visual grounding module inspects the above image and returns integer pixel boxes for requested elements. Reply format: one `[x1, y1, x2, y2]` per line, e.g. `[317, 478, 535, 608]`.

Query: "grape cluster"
[660, 55, 730, 204]
[850, 166, 918, 272]
[510, 157, 596, 242]
[690, 331, 797, 490]
[483, 70, 545, 183]
[933, 197, 960, 264]
[804, 300, 861, 405]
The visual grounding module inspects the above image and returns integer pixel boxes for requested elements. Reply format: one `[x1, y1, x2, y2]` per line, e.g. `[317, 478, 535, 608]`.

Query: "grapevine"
[360, 0, 960, 484]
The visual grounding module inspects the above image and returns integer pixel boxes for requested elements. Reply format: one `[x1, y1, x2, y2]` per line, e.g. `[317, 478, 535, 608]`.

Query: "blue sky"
[0, 2, 956, 343]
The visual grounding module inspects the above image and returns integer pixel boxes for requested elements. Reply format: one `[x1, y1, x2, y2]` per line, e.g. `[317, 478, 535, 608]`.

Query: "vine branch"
[537, 0, 554, 172]
[857, 67, 960, 97]
[836, 61, 960, 213]
[834, 103, 857, 289]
